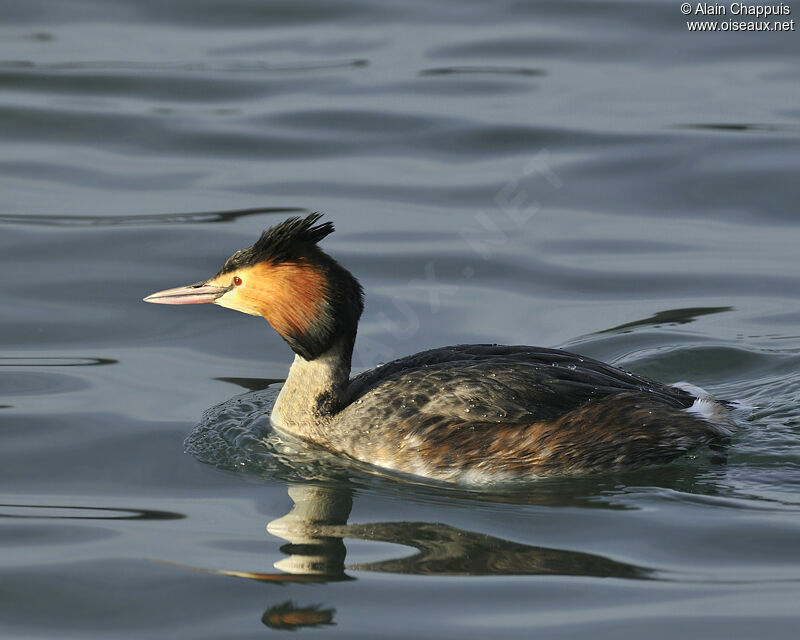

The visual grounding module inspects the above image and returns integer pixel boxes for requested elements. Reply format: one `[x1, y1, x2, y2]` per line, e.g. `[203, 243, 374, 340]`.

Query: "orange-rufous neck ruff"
[212, 260, 327, 339]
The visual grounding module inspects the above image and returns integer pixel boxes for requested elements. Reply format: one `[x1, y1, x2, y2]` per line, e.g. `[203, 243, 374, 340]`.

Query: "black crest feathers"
[219, 213, 335, 274]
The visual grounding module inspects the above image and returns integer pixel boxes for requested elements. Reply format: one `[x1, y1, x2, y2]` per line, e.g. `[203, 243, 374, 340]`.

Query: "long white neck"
[270, 339, 352, 442]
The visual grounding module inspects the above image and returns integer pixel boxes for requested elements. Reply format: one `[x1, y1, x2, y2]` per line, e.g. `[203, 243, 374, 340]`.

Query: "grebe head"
[144, 213, 364, 361]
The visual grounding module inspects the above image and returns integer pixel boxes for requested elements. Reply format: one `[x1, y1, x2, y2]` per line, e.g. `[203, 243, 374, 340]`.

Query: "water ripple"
[419, 66, 545, 77]
[679, 123, 800, 135]
[0, 207, 304, 228]
[0, 504, 185, 520]
[0, 357, 117, 367]
[0, 58, 369, 74]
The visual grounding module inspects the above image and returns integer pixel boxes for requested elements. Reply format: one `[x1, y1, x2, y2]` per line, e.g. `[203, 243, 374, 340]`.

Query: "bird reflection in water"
[165, 482, 653, 631]
[267, 484, 651, 580]
[262, 600, 336, 631]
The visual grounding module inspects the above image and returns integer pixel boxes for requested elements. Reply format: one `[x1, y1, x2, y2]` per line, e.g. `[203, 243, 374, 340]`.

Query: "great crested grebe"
[145, 214, 735, 484]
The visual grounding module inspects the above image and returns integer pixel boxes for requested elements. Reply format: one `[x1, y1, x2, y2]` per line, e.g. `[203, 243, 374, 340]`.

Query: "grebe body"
[145, 215, 734, 484]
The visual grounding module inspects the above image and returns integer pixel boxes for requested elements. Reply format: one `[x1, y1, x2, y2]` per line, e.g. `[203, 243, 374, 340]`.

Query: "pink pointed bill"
[143, 281, 230, 305]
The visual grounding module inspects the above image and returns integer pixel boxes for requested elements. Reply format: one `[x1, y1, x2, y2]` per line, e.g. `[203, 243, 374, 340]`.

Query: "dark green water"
[2, 1, 799, 637]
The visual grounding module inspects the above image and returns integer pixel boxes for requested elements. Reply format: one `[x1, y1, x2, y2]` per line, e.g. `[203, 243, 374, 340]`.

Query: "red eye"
[233, 276, 242, 286]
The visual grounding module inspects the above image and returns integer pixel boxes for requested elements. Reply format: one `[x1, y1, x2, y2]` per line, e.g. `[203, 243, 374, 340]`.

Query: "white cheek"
[215, 289, 261, 316]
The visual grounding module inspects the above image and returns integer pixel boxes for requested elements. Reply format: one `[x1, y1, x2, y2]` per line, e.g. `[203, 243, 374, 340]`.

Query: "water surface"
[1, 1, 799, 638]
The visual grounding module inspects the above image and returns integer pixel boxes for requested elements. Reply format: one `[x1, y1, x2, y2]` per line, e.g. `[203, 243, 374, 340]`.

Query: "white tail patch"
[672, 381, 736, 435]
